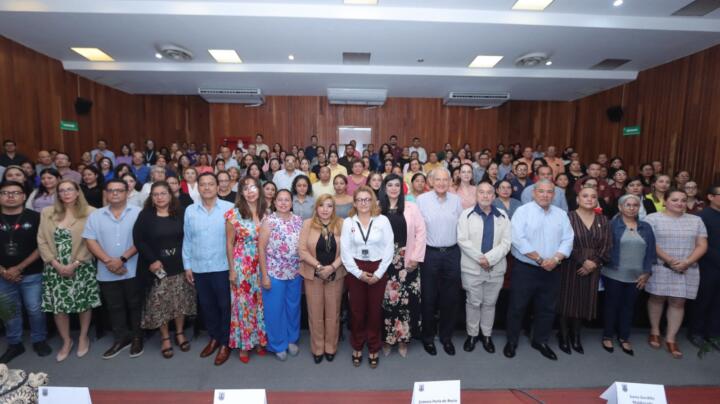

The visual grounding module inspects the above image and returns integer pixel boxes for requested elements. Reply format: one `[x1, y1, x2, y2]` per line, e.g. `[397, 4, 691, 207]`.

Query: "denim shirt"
[607, 216, 657, 274]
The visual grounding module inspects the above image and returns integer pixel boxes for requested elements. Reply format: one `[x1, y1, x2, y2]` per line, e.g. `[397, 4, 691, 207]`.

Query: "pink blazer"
[403, 201, 426, 263]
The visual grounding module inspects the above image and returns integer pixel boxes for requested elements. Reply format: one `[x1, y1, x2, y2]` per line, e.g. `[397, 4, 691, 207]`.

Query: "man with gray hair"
[416, 167, 464, 356]
[139, 166, 166, 203]
[457, 182, 511, 353]
[505, 179, 574, 361]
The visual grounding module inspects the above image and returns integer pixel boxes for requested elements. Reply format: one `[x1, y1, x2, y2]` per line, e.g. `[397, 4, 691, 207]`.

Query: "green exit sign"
[623, 126, 641, 136]
[60, 120, 78, 131]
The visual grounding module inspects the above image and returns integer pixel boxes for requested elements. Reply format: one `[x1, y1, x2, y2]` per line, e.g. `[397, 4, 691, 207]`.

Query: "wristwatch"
[120, 256, 128, 263]
[552, 256, 561, 265]
[535, 257, 543, 265]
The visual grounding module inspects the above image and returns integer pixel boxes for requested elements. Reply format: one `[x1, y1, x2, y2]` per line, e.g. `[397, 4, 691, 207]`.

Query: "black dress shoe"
[571, 335, 584, 354]
[481, 336, 495, 354]
[313, 354, 323, 364]
[687, 334, 705, 349]
[531, 341, 557, 361]
[324, 353, 335, 362]
[463, 336, 478, 352]
[423, 342, 437, 356]
[557, 333, 572, 355]
[32, 341, 52, 357]
[503, 342, 517, 358]
[442, 341, 456, 356]
[0, 343, 25, 364]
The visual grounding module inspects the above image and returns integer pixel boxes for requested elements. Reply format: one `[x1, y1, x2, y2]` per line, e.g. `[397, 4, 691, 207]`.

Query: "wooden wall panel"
[0, 36, 209, 163]
[2, 34, 719, 186]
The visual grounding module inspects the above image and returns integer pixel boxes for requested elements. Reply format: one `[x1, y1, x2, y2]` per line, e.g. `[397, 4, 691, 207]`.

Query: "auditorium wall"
[1, 34, 718, 186]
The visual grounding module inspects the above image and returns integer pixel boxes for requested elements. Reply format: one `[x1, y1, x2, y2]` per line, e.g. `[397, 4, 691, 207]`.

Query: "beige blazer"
[298, 218, 345, 281]
[37, 206, 96, 264]
[457, 206, 512, 280]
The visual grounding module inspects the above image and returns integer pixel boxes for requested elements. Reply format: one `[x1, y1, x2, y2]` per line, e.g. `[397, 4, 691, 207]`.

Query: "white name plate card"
[600, 381, 667, 404]
[411, 380, 461, 404]
[39, 386, 92, 404]
[213, 389, 267, 404]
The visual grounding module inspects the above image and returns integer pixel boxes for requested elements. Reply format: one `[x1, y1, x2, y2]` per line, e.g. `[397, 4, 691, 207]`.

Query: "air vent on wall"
[327, 88, 386, 106]
[342, 52, 371, 65]
[591, 58, 631, 70]
[157, 44, 193, 61]
[672, 0, 720, 16]
[198, 88, 264, 105]
[443, 92, 510, 108]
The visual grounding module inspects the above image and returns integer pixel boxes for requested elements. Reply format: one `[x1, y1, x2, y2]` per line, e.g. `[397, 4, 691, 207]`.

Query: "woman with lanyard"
[340, 186, 394, 369]
[144, 140, 157, 167]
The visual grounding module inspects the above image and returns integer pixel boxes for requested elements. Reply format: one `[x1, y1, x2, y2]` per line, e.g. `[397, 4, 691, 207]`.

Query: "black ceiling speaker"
[75, 97, 93, 115]
[606, 105, 624, 122]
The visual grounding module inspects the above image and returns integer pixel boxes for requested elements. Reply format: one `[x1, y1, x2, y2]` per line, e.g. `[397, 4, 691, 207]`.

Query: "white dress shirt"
[340, 215, 394, 279]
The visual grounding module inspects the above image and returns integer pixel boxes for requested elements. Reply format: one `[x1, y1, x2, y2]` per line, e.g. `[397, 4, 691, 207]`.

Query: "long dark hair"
[38, 168, 62, 197]
[143, 181, 181, 217]
[378, 173, 405, 215]
[235, 176, 267, 220]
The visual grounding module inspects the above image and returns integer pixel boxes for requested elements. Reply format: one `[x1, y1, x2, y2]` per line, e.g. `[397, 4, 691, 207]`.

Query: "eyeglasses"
[151, 192, 169, 198]
[58, 189, 77, 195]
[355, 198, 372, 204]
[0, 191, 23, 197]
[106, 189, 127, 195]
[242, 185, 258, 192]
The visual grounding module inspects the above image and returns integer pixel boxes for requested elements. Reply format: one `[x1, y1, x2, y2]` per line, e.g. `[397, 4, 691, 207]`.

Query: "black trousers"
[421, 245, 461, 344]
[99, 278, 142, 342]
[602, 276, 640, 341]
[195, 271, 231, 346]
[506, 260, 560, 345]
[689, 266, 720, 338]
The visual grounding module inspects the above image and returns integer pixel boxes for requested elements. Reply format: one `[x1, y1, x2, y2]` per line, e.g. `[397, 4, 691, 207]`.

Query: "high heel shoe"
[557, 333, 571, 355]
[601, 338, 614, 353]
[571, 334, 584, 354]
[56, 341, 74, 362]
[618, 339, 634, 356]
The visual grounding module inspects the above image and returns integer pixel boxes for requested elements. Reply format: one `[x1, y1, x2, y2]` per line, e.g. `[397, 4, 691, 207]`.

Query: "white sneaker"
[288, 343, 299, 357]
[275, 351, 288, 361]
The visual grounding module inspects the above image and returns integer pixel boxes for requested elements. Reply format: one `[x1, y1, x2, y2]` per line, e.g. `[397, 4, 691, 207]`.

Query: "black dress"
[133, 209, 196, 329]
[81, 184, 103, 208]
[382, 208, 421, 344]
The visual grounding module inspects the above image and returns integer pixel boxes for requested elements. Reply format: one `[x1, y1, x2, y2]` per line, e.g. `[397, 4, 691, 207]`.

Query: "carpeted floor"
[3, 329, 719, 392]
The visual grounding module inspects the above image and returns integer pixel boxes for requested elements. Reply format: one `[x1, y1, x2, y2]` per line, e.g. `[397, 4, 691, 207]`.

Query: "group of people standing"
[0, 136, 718, 371]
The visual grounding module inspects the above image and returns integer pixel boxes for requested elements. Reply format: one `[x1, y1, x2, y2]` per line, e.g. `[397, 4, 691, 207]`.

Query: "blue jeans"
[0, 273, 47, 344]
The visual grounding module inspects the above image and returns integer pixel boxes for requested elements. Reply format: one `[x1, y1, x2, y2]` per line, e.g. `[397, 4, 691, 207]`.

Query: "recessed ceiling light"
[344, 0, 378, 4]
[208, 49, 242, 63]
[288, 54, 295, 61]
[154, 52, 163, 59]
[469, 55, 503, 68]
[613, 0, 623, 6]
[545, 60, 553, 66]
[512, 0, 554, 11]
[71, 47, 114, 62]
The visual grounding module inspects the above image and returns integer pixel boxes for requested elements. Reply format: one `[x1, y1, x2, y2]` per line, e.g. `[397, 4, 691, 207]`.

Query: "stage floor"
[5, 330, 720, 394]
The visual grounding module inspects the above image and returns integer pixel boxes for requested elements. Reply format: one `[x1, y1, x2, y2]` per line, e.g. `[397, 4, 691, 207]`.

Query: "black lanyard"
[355, 219, 373, 245]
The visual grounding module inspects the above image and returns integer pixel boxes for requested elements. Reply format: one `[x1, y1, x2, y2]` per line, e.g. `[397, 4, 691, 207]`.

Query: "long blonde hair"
[311, 194, 343, 234]
[52, 180, 91, 221]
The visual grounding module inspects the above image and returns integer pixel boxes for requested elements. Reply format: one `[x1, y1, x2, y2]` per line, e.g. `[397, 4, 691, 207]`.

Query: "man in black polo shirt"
[0, 180, 51, 363]
[0, 140, 29, 168]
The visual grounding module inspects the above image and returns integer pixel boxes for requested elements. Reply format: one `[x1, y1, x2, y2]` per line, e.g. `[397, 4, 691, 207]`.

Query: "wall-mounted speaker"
[75, 97, 93, 115]
[606, 105, 624, 122]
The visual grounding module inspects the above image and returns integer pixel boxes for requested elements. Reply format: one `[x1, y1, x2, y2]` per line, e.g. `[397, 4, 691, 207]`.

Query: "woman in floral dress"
[225, 176, 268, 363]
[37, 180, 101, 362]
[258, 189, 303, 361]
[378, 174, 426, 358]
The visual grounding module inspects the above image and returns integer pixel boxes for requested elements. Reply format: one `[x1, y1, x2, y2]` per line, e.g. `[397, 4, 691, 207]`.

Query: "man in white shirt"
[408, 137, 428, 163]
[273, 154, 302, 191]
[457, 183, 511, 354]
